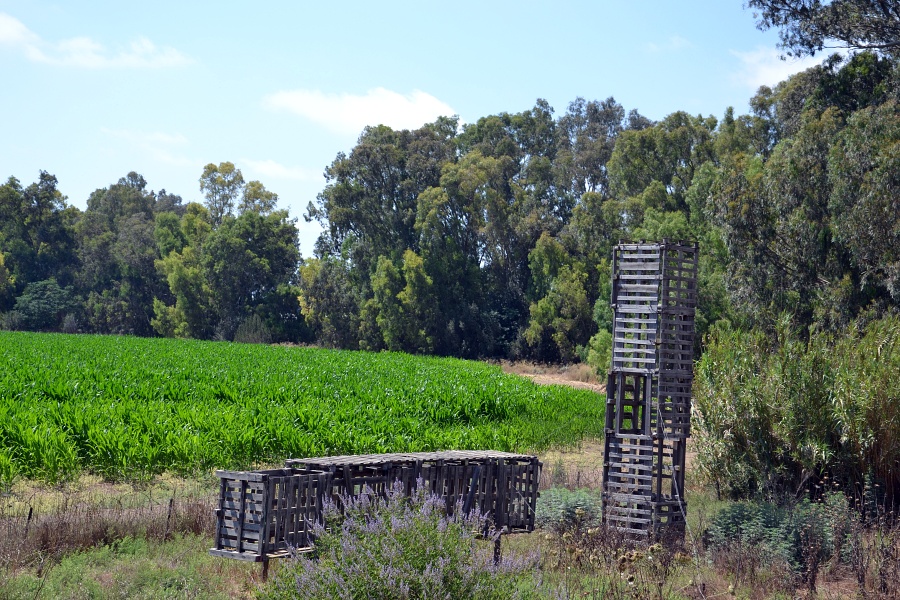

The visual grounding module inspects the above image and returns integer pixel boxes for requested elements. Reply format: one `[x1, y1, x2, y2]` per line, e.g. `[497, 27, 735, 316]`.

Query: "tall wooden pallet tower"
[601, 240, 698, 540]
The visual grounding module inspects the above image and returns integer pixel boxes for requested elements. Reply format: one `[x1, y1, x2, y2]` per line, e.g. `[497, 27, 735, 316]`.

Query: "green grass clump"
[1, 534, 257, 599]
[0, 332, 604, 484]
[534, 487, 603, 532]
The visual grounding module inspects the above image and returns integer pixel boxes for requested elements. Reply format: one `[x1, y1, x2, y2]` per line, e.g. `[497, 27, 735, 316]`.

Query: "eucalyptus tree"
[199, 161, 245, 227]
[748, 0, 900, 57]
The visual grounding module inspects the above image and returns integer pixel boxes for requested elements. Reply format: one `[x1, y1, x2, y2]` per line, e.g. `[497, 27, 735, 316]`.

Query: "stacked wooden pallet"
[211, 450, 541, 563]
[602, 241, 698, 539]
[286, 450, 541, 534]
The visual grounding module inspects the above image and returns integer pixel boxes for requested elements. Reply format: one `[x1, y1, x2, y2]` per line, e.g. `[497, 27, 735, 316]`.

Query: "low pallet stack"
[210, 467, 332, 562]
[286, 450, 541, 534]
[211, 450, 541, 564]
[601, 241, 698, 540]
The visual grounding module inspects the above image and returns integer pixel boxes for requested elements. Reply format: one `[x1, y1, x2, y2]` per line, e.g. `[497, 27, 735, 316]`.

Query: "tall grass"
[693, 314, 900, 503]
[0, 477, 215, 571]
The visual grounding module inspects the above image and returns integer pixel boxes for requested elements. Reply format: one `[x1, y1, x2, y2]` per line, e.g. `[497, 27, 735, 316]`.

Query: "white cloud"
[730, 46, 825, 89]
[0, 12, 38, 46]
[243, 159, 321, 182]
[101, 127, 195, 166]
[264, 87, 457, 135]
[0, 12, 191, 68]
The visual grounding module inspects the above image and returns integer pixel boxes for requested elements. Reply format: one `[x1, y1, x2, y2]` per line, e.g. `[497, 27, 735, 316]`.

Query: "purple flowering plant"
[260, 480, 540, 599]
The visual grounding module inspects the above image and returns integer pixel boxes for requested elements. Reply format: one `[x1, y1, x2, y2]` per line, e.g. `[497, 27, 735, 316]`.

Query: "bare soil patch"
[500, 360, 605, 393]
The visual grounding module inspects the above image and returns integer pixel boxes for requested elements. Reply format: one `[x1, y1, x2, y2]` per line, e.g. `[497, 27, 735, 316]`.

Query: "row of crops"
[0, 332, 604, 484]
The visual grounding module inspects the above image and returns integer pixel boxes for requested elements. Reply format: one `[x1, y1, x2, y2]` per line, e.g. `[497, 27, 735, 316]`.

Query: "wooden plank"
[209, 549, 264, 562]
[219, 525, 262, 540]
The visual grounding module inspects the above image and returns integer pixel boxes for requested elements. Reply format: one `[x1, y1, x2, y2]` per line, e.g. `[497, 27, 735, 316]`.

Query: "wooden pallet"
[286, 450, 542, 533]
[211, 451, 542, 565]
[210, 468, 331, 562]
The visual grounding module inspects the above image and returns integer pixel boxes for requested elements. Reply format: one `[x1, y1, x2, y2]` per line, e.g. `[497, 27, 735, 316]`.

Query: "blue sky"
[1, 1, 826, 256]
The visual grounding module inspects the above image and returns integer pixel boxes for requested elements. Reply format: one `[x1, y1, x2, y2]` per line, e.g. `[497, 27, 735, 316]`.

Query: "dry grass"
[0, 474, 217, 572]
[539, 439, 605, 490]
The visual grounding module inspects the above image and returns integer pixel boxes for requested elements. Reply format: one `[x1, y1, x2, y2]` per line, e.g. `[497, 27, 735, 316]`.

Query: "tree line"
[0, 166, 303, 343]
[297, 49, 899, 365]
[2, 56, 899, 367]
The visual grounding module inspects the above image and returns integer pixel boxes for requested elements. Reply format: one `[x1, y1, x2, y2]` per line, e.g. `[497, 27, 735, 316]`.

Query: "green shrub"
[13, 278, 77, 331]
[584, 329, 612, 376]
[535, 487, 603, 532]
[693, 314, 900, 500]
[708, 493, 850, 574]
[233, 314, 272, 344]
[0, 310, 24, 331]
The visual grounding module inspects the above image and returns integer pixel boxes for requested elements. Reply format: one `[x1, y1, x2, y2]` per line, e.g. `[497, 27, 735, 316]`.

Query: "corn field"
[0, 332, 604, 485]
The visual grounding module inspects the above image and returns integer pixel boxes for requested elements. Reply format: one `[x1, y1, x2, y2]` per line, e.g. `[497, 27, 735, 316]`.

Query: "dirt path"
[522, 373, 605, 393]
[499, 361, 606, 393]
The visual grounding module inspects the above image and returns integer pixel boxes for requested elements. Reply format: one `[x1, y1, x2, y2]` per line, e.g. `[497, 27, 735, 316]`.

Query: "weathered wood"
[285, 449, 540, 536]
[211, 468, 332, 563]
[212, 451, 542, 564]
[603, 241, 698, 540]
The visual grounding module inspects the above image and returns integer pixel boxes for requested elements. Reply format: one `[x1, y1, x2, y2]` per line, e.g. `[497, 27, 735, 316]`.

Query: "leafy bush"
[708, 493, 850, 575]
[584, 329, 612, 376]
[260, 484, 539, 600]
[0, 311, 24, 331]
[13, 278, 77, 331]
[535, 487, 603, 532]
[693, 314, 900, 500]
[61, 313, 78, 334]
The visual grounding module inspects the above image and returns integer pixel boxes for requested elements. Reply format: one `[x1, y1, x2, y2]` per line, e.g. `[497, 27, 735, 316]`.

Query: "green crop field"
[0, 332, 604, 484]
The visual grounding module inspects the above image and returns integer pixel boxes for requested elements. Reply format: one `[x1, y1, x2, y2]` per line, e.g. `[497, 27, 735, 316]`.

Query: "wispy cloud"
[101, 127, 195, 167]
[243, 159, 321, 182]
[0, 12, 192, 68]
[730, 46, 825, 89]
[0, 11, 38, 46]
[263, 87, 456, 135]
[102, 128, 188, 145]
[646, 35, 693, 53]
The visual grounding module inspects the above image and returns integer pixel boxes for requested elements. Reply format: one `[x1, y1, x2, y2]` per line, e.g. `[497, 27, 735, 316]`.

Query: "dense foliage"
[2, 6, 900, 503]
[694, 315, 900, 502]
[0, 165, 303, 343]
[0, 331, 603, 485]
